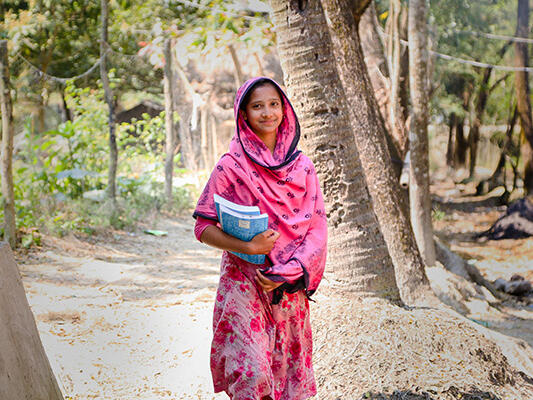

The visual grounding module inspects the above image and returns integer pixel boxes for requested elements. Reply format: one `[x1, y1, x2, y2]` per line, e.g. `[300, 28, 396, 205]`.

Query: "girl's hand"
[255, 270, 284, 292]
[247, 229, 280, 255]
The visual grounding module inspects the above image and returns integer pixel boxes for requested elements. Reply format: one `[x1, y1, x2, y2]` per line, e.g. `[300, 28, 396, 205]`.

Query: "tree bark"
[0, 242, 64, 399]
[515, 0, 533, 194]
[228, 43, 244, 89]
[174, 62, 201, 170]
[200, 104, 209, 169]
[407, 0, 436, 267]
[164, 38, 177, 204]
[468, 67, 493, 179]
[100, 0, 118, 202]
[0, 40, 16, 249]
[320, 0, 436, 305]
[359, 3, 407, 159]
[271, 0, 401, 300]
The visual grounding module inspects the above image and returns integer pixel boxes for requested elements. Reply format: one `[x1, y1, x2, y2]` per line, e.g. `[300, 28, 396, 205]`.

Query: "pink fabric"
[193, 77, 327, 399]
[194, 216, 217, 242]
[211, 253, 316, 400]
[194, 77, 327, 294]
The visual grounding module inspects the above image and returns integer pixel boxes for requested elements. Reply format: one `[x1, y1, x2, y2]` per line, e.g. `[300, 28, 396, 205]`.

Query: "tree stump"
[0, 242, 64, 400]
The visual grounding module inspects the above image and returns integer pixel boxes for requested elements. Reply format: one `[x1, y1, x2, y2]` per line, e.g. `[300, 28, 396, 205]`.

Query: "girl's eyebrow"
[250, 98, 281, 104]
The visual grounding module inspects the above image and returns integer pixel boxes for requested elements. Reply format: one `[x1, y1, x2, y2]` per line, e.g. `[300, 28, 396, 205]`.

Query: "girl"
[193, 77, 327, 400]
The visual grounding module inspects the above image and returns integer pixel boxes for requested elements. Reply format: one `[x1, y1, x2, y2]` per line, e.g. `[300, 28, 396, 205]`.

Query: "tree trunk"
[200, 104, 209, 169]
[163, 38, 177, 204]
[60, 90, 72, 122]
[319, 0, 436, 305]
[228, 43, 244, 89]
[174, 62, 201, 170]
[254, 52, 265, 77]
[209, 111, 218, 167]
[0, 242, 64, 399]
[100, 0, 118, 202]
[468, 67, 493, 179]
[271, 0, 400, 300]
[515, 0, 533, 194]
[359, 3, 407, 159]
[0, 41, 16, 248]
[446, 113, 456, 167]
[407, 0, 436, 267]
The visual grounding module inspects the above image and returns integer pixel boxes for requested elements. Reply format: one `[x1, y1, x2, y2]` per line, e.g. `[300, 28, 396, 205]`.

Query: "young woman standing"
[193, 77, 327, 400]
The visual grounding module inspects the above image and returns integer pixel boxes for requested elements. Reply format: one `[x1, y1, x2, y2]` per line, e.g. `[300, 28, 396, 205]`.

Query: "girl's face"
[241, 84, 283, 139]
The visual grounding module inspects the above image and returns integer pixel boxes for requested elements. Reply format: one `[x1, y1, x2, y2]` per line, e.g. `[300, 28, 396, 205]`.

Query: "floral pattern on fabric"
[211, 253, 317, 400]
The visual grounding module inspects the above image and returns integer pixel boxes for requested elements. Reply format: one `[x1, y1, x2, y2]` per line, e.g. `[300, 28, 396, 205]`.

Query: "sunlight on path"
[19, 221, 229, 399]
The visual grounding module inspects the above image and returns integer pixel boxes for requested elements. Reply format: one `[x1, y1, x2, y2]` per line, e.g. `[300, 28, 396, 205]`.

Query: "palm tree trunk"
[270, 0, 400, 300]
[515, 0, 533, 194]
[319, 0, 435, 305]
[0, 40, 16, 248]
[408, 0, 436, 267]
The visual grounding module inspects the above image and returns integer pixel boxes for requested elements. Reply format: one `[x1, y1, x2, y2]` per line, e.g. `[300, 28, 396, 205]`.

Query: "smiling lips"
[260, 119, 278, 125]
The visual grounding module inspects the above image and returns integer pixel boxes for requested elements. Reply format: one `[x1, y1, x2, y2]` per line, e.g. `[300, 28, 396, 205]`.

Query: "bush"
[1, 82, 192, 246]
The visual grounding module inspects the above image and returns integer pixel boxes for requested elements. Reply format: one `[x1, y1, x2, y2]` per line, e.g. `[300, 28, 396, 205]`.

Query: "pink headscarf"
[193, 77, 327, 296]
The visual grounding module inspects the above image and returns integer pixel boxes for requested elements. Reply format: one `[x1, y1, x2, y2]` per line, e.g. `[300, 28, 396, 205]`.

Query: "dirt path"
[17, 216, 228, 400]
[15, 201, 533, 399]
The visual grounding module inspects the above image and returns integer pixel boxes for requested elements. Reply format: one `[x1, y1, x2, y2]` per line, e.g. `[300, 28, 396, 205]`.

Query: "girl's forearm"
[200, 225, 253, 254]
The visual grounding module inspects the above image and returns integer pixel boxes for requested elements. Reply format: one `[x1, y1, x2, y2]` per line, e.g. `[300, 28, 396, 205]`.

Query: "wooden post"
[0, 242, 64, 399]
[0, 40, 16, 248]
[100, 0, 118, 202]
[164, 38, 177, 204]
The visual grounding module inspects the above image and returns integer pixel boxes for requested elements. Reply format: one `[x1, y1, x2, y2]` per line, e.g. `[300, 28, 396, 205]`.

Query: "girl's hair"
[239, 78, 285, 110]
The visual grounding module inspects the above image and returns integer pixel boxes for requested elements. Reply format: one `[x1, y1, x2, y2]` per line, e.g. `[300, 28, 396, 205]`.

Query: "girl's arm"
[199, 224, 280, 255]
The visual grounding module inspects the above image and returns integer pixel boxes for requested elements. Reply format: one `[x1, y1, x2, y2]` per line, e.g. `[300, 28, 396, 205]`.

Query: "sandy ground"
[15, 190, 533, 399]
[17, 217, 228, 400]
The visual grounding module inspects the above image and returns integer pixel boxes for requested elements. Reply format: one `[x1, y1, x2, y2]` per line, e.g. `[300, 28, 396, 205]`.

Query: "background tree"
[163, 37, 177, 205]
[1, 40, 16, 248]
[99, 0, 118, 203]
[407, 0, 436, 266]
[319, 0, 435, 305]
[514, 0, 533, 195]
[271, 0, 401, 300]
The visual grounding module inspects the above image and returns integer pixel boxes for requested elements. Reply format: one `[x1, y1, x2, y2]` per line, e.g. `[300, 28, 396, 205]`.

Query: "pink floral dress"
[193, 77, 327, 400]
[210, 252, 316, 399]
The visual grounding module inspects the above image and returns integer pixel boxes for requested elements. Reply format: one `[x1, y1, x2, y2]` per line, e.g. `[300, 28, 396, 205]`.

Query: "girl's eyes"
[252, 102, 280, 109]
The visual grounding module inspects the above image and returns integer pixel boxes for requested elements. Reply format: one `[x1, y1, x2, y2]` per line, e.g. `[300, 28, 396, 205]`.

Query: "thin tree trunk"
[320, 0, 436, 305]
[100, 0, 117, 202]
[398, 2, 410, 126]
[515, 0, 533, 194]
[408, 0, 436, 267]
[389, 0, 407, 157]
[60, 90, 72, 122]
[174, 62, 201, 170]
[468, 43, 510, 178]
[271, 0, 401, 300]
[164, 38, 177, 204]
[360, 3, 407, 159]
[254, 52, 265, 76]
[200, 105, 209, 169]
[0, 40, 16, 248]
[228, 44, 244, 89]
[209, 111, 218, 167]
[0, 242, 64, 399]
[37, 90, 46, 133]
[468, 67, 493, 179]
[446, 113, 456, 167]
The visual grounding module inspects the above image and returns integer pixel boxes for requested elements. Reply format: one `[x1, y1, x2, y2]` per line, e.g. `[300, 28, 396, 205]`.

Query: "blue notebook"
[214, 195, 268, 264]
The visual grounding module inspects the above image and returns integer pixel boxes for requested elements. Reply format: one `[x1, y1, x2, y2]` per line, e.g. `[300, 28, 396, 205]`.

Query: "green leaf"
[143, 229, 168, 236]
